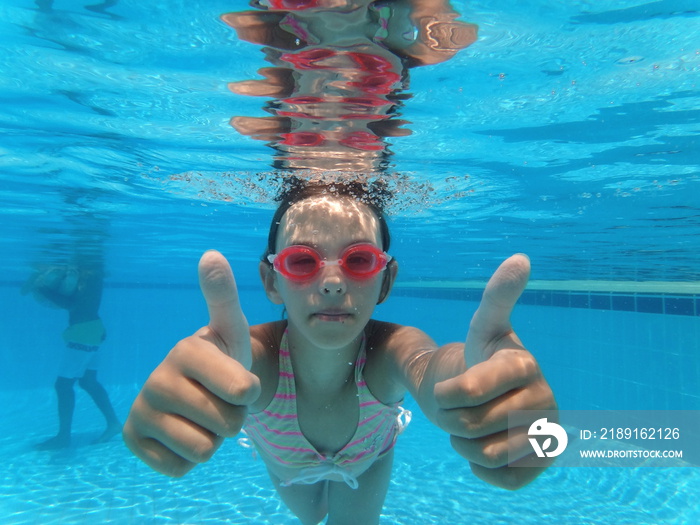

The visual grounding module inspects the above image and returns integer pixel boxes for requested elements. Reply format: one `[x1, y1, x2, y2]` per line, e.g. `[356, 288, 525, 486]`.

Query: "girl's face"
[261, 195, 395, 350]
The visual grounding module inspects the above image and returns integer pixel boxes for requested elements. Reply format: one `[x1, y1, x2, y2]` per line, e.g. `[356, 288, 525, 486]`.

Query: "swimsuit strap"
[353, 332, 368, 385]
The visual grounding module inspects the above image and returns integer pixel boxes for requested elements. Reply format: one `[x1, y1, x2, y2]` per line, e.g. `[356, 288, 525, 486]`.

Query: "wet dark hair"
[262, 176, 393, 262]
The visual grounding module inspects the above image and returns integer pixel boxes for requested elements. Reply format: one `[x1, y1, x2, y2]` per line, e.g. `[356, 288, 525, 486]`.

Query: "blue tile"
[636, 295, 663, 314]
[551, 292, 570, 307]
[462, 290, 483, 302]
[518, 291, 539, 305]
[589, 293, 611, 310]
[391, 287, 699, 317]
[534, 291, 552, 306]
[664, 296, 695, 316]
[569, 293, 590, 309]
[611, 294, 636, 312]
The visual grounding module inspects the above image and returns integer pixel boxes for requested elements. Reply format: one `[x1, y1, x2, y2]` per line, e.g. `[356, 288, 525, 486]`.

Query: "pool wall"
[391, 285, 700, 412]
[2, 283, 698, 414]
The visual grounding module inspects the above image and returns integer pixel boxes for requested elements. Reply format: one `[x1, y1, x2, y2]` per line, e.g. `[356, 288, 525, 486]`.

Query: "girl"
[123, 180, 556, 524]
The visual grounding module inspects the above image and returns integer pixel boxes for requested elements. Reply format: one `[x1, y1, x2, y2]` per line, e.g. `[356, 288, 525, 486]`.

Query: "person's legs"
[326, 449, 394, 525]
[36, 376, 76, 449]
[271, 474, 329, 525]
[269, 450, 395, 524]
[78, 369, 121, 443]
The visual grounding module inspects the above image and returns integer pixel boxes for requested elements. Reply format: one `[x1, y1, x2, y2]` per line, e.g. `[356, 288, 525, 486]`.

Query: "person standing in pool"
[24, 257, 122, 450]
[123, 178, 557, 524]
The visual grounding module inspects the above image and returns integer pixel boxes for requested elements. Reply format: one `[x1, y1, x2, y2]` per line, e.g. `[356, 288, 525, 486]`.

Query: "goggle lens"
[284, 248, 320, 277]
[342, 245, 381, 277]
[269, 244, 390, 281]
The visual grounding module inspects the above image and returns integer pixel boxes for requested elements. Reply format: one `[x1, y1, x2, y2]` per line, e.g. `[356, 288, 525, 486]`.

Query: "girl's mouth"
[313, 311, 352, 322]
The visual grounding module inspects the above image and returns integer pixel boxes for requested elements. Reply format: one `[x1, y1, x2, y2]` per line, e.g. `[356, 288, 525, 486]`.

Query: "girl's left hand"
[433, 254, 558, 489]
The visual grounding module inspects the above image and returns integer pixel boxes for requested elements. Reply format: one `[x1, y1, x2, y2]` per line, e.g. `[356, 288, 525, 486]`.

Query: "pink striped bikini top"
[243, 329, 411, 489]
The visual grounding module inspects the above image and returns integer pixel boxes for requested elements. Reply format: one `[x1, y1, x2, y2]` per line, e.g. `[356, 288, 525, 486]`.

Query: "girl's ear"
[259, 261, 284, 304]
[377, 259, 398, 305]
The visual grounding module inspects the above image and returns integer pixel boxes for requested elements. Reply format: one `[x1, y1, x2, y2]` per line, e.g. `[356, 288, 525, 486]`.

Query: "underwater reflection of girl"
[223, 1, 476, 173]
[123, 179, 557, 524]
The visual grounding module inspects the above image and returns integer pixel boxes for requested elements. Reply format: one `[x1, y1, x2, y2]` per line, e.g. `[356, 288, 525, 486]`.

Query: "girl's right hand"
[122, 251, 261, 477]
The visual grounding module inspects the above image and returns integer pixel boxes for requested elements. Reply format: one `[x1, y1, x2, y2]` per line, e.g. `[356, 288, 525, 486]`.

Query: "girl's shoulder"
[365, 319, 433, 350]
[248, 320, 286, 412]
[363, 320, 439, 402]
[364, 319, 400, 345]
[250, 320, 286, 353]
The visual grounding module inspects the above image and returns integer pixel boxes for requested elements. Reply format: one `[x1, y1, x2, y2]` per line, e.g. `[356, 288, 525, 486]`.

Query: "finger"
[144, 355, 252, 437]
[123, 404, 223, 477]
[435, 348, 541, 409]
[435, 372, 554, 438]
[170, 337, 261, 408]
[436, 388, 523, 438]
[448, 426, 536, 469]
[124, 433, 196, 478]
[198, 250, 253, 369]
[464, 253, 530, 367]
[134, 409, 223, 465]
[447, 428, 554, 491]
[123, 418, 194, 478]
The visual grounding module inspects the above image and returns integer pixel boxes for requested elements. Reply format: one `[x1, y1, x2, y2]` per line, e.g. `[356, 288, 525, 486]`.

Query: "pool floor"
[1, 387, 698, 524]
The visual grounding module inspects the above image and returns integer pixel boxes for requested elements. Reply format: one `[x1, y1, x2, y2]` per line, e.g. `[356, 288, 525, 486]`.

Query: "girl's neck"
[286, 326, 363, 393]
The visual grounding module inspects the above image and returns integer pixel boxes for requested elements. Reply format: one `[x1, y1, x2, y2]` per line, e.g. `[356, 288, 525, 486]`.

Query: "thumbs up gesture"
[434, 254, 557, 489]
[123, 251, 261, 477]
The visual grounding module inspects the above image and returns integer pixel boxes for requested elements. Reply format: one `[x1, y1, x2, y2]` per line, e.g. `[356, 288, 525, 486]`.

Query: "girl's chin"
[292, 317, 365, 349]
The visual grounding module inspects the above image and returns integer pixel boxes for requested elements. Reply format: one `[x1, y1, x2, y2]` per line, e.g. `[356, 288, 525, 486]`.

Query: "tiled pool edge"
[7, 281, 699, 317]
[391, 287, 699, 317]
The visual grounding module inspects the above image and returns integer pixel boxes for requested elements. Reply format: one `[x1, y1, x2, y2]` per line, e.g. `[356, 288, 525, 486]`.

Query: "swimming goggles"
[267, 243, 391, 282]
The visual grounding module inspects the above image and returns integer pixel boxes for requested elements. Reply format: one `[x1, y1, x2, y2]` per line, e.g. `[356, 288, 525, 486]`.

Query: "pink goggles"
[267, 243, 391, 282]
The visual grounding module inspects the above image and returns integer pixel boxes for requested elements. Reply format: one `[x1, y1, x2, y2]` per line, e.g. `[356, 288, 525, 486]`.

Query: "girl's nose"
[318, 267, 347, 295]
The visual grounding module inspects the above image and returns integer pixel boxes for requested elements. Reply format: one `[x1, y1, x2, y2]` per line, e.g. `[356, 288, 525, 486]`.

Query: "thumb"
[198, 250, 252, 370]
[464, 253, 530, 368]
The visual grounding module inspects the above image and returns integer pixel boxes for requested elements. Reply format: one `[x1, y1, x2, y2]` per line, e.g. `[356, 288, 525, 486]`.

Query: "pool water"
[1, 389, 697, 524]
[3, 288, 698, 523]
[1, 0, 699, 523]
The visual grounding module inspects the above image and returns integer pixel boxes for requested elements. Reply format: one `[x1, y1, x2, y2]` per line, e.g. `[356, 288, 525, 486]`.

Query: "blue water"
[3, 288, 699, 523]
[1, 0, 699, 523]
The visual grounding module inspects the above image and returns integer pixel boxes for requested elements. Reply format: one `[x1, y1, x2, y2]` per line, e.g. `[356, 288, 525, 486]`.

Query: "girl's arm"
[382, 255, 557, 490]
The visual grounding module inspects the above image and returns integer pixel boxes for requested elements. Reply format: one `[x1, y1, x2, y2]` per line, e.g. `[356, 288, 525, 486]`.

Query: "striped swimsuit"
[243, 330, 411, 489]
